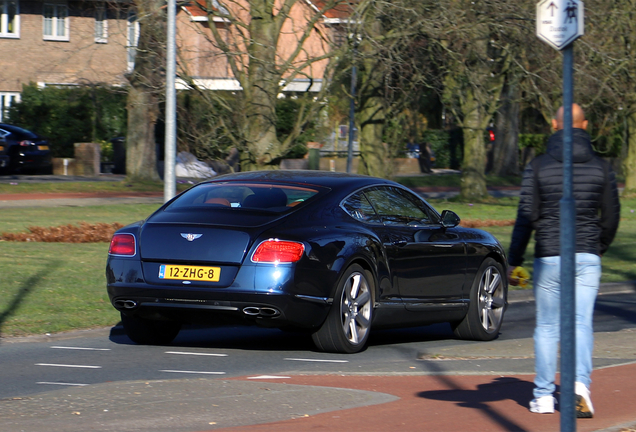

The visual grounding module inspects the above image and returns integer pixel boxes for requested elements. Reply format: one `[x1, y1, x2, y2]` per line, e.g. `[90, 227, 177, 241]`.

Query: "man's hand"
[507, 266, 519, 286]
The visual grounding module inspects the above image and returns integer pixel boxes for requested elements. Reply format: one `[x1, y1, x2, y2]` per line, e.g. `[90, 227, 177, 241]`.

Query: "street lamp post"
[164, 0, 177, 202]
[346, 34, 360, 174]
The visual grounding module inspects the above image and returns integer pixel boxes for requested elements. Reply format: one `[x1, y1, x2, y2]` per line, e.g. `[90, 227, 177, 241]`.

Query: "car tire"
[312, 264, 374, 353]
[121, 312, 181, 345]
[452, 257, 507, 341]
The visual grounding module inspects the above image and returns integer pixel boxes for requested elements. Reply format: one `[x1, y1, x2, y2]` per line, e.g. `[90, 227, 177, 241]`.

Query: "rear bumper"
[107, 284, 331, 330]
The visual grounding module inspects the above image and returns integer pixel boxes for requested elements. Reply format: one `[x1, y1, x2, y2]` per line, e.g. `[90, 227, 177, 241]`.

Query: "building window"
[0, 0, 19, 38]
[0, 92, 20, 122]
[94, 3, 107, 43]
[43, 3, 68, 41]
[127, 10, 139, 71]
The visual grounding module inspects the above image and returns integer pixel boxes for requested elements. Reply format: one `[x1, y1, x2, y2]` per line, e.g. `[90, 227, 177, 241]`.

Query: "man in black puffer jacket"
[507, 104, 620, 418]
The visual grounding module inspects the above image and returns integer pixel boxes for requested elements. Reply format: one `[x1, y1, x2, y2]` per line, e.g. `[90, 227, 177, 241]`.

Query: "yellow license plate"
[159, 264, 221, 282]
[0, 146, 4, 151]
[38, 145, 49, 150]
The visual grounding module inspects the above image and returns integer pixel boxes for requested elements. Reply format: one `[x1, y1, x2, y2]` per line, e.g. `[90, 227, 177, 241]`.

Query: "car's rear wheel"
[312, 264, 373, 353]
[452, 257, 507, 341]
[121, 313, 181, 345]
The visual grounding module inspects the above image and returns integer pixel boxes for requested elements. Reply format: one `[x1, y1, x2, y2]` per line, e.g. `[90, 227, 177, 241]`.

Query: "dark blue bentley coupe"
[107, 170, 508, 353]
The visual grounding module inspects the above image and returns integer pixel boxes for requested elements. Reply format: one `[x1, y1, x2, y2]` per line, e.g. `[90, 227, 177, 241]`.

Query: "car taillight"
[109, 234, 136, 256]
[251, 239, 304, 263]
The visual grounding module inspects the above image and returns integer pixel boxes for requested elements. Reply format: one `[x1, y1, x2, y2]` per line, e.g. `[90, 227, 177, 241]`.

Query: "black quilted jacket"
[507, 128, 621, 267]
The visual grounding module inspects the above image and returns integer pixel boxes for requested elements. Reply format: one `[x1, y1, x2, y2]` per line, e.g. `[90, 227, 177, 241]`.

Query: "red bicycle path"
[213, 365, 636, 432]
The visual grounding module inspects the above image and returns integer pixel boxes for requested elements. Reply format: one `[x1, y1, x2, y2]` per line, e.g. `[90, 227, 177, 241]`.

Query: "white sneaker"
[575, 382, 594, 418]
[529, 395, 557, 414]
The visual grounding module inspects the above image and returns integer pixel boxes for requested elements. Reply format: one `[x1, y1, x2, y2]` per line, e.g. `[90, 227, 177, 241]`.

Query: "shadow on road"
[418, 371, 536, 432]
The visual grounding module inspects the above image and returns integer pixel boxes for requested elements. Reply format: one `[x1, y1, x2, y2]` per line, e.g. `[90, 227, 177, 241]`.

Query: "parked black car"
[0, 124, 53, 174]
[107, 171, 508, 353]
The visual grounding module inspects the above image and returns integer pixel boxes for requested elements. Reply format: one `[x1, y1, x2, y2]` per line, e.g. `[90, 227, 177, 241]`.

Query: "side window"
[43, 3, 69, 41]
[365, 186, 437, 226]
[94, 3, 107, 43]
[341, 192, 382, 223]
[0, 0, 19, 38]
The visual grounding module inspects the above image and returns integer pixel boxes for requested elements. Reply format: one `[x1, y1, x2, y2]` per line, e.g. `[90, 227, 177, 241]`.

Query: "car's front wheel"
[120, 313, 181, 345]
[312, 264, 374, 353]
[452, 257, 507, 341]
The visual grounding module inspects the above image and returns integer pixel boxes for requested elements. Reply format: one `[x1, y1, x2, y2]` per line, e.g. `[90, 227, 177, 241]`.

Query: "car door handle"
[433, 244, 453, 248]
[393, 240, 408, 247]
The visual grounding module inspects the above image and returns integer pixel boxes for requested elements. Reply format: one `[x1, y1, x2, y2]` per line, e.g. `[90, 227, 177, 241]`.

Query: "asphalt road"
[1, 288, 635, 415]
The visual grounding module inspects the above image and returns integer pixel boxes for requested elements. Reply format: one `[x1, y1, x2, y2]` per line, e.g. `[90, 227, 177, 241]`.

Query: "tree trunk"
[126, 85, 160, 181]
[125, 0, 164, 181]
[355, 14, 391, 178]
[625, 110, 636, 195]
[491, 79, 520, 176]
[459, 89, 489, 200]
[241, 3, 282, 170]
[357, 94, 388, 177]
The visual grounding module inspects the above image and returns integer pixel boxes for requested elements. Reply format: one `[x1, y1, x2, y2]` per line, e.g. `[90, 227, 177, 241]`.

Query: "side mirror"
[440, 210, 460, 228]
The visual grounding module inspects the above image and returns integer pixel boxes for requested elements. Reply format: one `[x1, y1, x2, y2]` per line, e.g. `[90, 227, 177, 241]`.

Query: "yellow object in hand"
[510, 266, 530, 288]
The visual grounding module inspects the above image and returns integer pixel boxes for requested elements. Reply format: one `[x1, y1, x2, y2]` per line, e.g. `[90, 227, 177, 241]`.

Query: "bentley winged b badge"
[181, 233, 203, 242]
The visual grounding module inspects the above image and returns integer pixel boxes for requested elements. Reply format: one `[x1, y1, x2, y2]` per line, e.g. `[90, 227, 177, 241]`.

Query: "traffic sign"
[536, 0, 584, 50]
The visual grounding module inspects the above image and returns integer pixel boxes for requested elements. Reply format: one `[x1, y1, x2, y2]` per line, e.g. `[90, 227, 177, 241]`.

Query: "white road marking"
[284, 358, 349, 363]
[164, 351, 228, 357]
[35, 363, 102, 369]
[160, 370, 226, 375]
[37, 382, 89, 387]
[248, 375, 291, 379]
[51, 346, 111, 351]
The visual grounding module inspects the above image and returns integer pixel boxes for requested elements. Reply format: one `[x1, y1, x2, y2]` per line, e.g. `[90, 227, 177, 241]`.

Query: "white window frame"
[43, 3, 69, 41]
[127, 10, 139, 72]
[94, 3, 107, 43]
[0, 92, 20, 122]
[0, 0, 19, 38]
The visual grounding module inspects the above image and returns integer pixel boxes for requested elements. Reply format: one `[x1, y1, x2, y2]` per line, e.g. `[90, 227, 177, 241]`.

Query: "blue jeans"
[533, 253, 601, 399]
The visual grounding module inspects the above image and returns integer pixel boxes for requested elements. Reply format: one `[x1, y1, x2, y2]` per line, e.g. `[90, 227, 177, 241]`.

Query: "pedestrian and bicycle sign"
[536, 0, 584, 50]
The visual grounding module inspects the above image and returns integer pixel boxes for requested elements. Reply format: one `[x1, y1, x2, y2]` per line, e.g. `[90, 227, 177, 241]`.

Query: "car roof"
[0, 124, 39, 139]
[205, 170, 398, 190]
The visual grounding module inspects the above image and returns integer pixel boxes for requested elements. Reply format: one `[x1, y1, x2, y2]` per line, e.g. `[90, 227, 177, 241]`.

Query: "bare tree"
[177, 0, 349, 170]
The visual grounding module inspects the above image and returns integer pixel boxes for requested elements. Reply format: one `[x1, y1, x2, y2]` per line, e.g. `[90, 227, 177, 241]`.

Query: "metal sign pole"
[536, 1, 583, 429]
[560, 43, 577, 432]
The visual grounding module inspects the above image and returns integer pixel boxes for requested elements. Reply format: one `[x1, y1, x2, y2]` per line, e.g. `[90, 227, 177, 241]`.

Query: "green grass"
[395, 174, 523, 188]
[0, 204, 161, 234]
[0, 179, 192, 195]
[0, 189, 634, 339]
[0, 243, 120, 336]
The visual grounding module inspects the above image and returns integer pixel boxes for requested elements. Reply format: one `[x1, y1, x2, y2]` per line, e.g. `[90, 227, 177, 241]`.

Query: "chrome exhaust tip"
[243, 307, 261, 316]
[242, 306, 281, 318]
[114, 299, 138, 309]
[258, 307, 280, 317]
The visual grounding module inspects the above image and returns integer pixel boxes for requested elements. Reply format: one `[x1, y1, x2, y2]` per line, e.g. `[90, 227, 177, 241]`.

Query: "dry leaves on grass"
[460, 219, 515, 228]
[1, 222, 124, 243]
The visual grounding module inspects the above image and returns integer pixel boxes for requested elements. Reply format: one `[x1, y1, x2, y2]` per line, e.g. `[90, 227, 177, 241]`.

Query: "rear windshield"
[165, 182, 323, 213]
[0, 125, 38, 140]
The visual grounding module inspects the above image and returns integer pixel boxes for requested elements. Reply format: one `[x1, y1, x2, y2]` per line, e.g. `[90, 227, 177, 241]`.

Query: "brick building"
[0, 0, 135, 121]
[0, 0, 352, 121]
